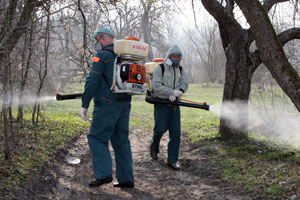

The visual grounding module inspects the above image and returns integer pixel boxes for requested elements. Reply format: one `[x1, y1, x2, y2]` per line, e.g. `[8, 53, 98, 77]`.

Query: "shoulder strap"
[94, 48, 115, 87]
[91, 70, 110, 87]
[160, 63, 182, 77]
[159, 63, 165, 77]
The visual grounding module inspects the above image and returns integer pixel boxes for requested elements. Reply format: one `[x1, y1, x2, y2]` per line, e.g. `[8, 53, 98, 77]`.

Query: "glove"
[169, 95, 176, 102]
[173, 90, 183, 98]
[80, 107, 88, 121]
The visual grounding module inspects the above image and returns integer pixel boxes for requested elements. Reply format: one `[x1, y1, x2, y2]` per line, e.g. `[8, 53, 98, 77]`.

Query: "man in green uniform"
[150, 44, 188, 170]
[81, 26, 134, 188]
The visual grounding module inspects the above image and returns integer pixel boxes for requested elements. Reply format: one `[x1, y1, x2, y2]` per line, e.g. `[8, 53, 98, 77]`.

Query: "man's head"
[92, 26, 114, 51]
[165, 45, 182, 67]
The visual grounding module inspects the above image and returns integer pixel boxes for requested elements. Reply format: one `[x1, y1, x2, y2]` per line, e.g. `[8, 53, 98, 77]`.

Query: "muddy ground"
[8, 128, 252, 200]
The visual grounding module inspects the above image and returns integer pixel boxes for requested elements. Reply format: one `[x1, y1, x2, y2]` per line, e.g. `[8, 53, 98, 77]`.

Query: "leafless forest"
[0, 0, 299, 158]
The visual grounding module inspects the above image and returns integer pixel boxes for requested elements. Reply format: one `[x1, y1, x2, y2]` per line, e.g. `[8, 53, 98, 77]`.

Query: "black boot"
[167, 162, 180, 170]
[150, 147, 158, 160]
[88, 177, 113, 187]
[113, 182, 134, 188]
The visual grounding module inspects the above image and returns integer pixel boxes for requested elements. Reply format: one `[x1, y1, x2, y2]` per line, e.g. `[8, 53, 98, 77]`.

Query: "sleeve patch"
[92, 56, 100, 62]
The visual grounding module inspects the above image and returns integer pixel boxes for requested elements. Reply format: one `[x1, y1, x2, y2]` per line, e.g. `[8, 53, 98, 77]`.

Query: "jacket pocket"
[101, 97, 113, 105]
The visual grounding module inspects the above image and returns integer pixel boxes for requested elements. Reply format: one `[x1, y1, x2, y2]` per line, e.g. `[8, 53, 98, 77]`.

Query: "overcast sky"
[175, 1, 299, 29]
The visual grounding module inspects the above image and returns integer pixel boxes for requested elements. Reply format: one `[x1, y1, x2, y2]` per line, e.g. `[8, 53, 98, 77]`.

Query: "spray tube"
[56, 92, 83, 101]
[145, 90, 209, 111]
[57, 91, 210, 111]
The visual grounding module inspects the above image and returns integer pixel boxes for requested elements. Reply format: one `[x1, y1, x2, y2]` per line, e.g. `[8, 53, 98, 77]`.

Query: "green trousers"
[87, 100, 134, 183]
[150, 104, 181, 164]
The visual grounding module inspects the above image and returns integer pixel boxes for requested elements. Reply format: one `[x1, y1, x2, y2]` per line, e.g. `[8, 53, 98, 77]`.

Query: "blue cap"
[91, 26, 114, 38]
[172, 51, 182, 55]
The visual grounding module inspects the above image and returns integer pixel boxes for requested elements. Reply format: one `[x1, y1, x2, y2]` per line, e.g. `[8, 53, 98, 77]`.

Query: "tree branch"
[0, 0, 18, 42]
[278, 27, 300, 45]
[191, 0, 198, 28]
[202, 0, 243, 49]
[77, 0, 90, 69]
[247, 0, 291, 48]
[1, 0, 38, 55]
[263, 0, 289, 12]
[201, 0, 240, 30]
[251, 27, 300, 73]
[235, 0, 300, 111]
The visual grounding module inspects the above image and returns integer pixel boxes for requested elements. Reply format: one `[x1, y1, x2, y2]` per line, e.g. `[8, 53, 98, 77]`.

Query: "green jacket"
[150, 45, 188, 99]
[82, 44, 130, 108]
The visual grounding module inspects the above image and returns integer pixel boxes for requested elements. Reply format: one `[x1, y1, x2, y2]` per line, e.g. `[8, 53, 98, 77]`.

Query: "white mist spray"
[210, 101, 300, 148]
[1, 93, 56, 106]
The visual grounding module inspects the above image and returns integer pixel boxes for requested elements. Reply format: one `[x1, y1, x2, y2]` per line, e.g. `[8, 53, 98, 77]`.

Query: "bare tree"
[110, 0, 140, 38]
[17, 20, 35, 122]
[201, 0, 300, 140]
[0, 0, 51, 160]
[32, 6, 51, 126]
[187, 23, 225, 83]
[78, 0, 91, 72]
[140, 0, 175, 61]
[141, 0, 153, 60]
[181, 29, 199, 83]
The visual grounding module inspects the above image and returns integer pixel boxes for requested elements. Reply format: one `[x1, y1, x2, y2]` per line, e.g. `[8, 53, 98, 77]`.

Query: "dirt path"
[10, 129, 251, 200]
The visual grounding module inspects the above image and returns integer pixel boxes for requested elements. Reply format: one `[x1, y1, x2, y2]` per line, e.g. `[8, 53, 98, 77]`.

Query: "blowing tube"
[56, 92, 83, 101]
[145, 91, 209, 111]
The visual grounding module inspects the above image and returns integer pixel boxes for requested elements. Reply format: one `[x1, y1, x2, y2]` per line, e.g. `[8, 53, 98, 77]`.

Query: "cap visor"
[91, 32, 98, 38]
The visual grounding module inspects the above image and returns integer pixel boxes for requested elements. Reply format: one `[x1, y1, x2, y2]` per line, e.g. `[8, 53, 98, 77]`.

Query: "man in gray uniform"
[150, 44, 188, 170]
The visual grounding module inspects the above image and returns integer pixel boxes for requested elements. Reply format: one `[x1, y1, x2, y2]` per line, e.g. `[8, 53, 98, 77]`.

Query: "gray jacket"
[150, 45, 188, 99]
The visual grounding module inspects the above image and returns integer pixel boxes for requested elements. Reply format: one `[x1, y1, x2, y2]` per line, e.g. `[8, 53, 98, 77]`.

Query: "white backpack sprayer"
[110, 36, 148, 95]
[56, 36, 148, 100]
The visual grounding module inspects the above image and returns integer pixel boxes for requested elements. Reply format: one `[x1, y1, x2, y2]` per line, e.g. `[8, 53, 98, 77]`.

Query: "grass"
[130, 83, 300, 199]
[180, 84, 221, 142]
[208, 139, 300, 199]
[130, 84, 222, 140]
[1, 83, 300, 199]
[0, 111, 89, 198]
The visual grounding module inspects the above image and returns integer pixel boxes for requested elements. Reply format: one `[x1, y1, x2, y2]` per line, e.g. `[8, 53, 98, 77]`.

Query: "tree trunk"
[32, 101, 37, 125]
[2, 108, 11, 160]
[141, 0, 153, 61]
[201, 0, 257, 141]
[1, 55, 11, 160]
[17, 95, 24, 122]
[220, 38, 252, 140]
[8, 61, 13, 132]
[32, 7, 50, 126]
[17, 20, 34, 121]
[0, 0, 39, 72]
[32, 101, 40, 127]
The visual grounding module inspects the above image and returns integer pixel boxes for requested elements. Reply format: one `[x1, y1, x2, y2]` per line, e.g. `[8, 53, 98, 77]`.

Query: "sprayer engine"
[120, 63, 146, 84]
[110, 37, 149, 95]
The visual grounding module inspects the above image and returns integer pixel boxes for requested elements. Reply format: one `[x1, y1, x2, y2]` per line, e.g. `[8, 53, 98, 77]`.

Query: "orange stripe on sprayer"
[124, 36, 140, 41]
[179, 98, 207, 105]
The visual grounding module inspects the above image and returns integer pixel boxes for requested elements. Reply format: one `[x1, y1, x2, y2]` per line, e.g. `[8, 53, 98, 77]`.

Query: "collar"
[102, 43, 114, 51]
